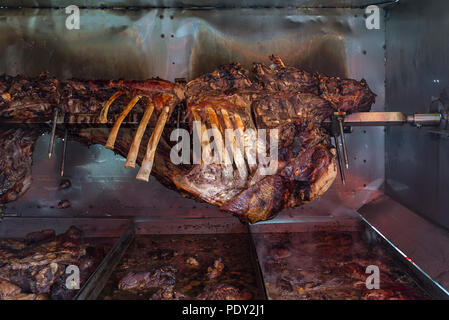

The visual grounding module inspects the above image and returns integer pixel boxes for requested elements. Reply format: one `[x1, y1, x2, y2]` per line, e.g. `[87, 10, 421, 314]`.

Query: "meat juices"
[0, 55, 376, 223]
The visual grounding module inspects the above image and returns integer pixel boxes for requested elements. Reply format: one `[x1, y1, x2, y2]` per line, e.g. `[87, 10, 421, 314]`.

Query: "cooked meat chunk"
[118, 266, 176, 291]
[0, 226, 108, 300]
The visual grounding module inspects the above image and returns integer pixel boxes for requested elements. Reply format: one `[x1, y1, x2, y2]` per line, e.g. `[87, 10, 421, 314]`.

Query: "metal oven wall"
[385, 0, 449, 230]
[0, 3, 386, 220]
[0, 1, 392, 8]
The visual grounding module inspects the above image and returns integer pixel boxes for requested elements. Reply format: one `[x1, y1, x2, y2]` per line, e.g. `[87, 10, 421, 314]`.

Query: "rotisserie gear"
[0, 55, 376, 223]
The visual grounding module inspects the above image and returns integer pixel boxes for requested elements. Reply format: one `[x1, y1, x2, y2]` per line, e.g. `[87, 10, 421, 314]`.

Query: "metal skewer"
[337, 114, 349, 169]
[333, 134, 346, 185]
[48, 108, 59, 159]
[0, 111, 441, 127]
[60, 127, 68, 177]
[331, 115, 346, 185]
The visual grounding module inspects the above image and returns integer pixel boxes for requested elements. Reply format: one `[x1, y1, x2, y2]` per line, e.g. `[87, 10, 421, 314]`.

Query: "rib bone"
[207, 107, 233, 180]
[99, 91, 123, 123]
[125, 101, 155, 168]
[136, 106, 170, 182]
[233, 114, 257, 172]
[105, 95, 141, 150]
[192, 109, 212, 165]
[220, 109, 248, 180]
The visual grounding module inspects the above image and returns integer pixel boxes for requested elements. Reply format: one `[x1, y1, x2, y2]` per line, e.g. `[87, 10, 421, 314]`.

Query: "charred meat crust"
[318, 75, 376, 113]
[253, 59, 319, 93]
[0, 73, 181, 118]
[186, 62, 253, 97]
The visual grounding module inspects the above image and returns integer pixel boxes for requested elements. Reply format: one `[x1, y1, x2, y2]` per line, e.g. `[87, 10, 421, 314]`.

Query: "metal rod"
[60, 128, 68, 177]
[333, 135, 346, 185]
[75, 223, 135, 300]
[0, 112, 441, 127]
[340, 112, 441, 127]
[246, 224, 268, 300]
[338, 116, 349, 169]
[406, 113, 442, 127]
[48, 108, 59, 159]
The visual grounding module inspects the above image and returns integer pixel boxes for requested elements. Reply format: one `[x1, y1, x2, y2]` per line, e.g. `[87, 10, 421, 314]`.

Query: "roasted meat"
[0, 55, 375, 223]
[118, 266, 176, 291]
[100, 234, 261, 300]
[0, 128, 41, 203]
[0, 226, 109, 300]
[207, 259, 224, 279]
[25, 229, 55, 245]
[0, 278, 21, 299]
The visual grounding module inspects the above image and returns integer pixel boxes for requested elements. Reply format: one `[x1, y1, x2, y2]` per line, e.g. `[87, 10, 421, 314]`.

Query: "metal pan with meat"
[0, 225, 115, 300]
[98, 233, 265, 300]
